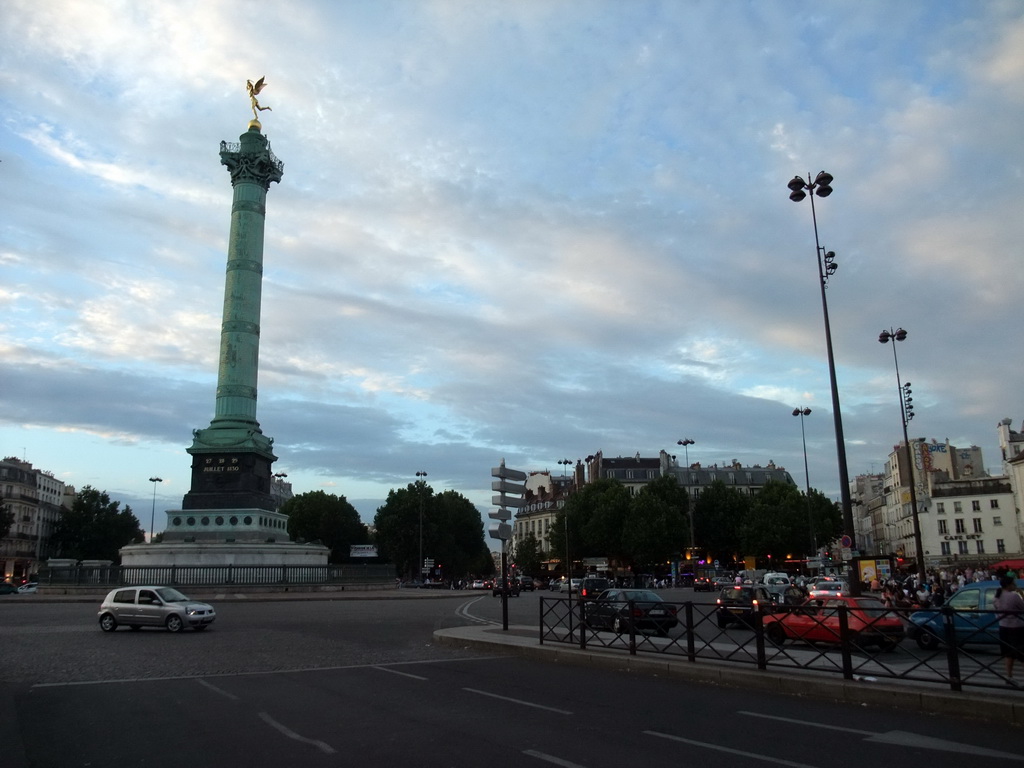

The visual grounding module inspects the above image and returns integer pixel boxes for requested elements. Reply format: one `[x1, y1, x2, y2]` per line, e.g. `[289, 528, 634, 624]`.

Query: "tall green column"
[183, 121, 284, 511]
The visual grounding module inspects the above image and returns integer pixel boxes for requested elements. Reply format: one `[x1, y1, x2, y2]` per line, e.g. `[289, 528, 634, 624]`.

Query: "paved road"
[3, 592, 1023, 767]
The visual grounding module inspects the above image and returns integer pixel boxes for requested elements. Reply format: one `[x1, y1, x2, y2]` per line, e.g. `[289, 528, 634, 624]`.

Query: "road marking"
[739, 712, 1024, 760]
[371, 665, 428, 681]
[523, 749, 589, 767]
[258, 712, 336, 754]
[194, 678, 238, 700]
[645, 731, 821, 768]
[30, 655, 498, 688]
[463, 687, 573, 714]
[456, 596, 500, 625]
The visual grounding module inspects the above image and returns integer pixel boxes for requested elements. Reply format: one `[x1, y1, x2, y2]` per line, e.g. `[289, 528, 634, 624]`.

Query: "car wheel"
[165, 614, 185, 633]
[765, 623, 786, 645]
[99, 613, 118, 632]
[915, 631, 940, 651]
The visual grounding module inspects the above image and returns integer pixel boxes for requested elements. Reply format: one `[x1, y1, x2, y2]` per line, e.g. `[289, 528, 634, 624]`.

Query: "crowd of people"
[867, 566, 1013, 610]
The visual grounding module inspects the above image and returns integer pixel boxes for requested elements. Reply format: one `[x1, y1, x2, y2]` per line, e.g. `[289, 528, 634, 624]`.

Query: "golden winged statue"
[246, 76, 272, 120]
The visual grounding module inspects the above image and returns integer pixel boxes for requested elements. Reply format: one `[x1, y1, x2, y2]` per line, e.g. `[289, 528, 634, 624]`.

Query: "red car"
[762, 595, 904, 651]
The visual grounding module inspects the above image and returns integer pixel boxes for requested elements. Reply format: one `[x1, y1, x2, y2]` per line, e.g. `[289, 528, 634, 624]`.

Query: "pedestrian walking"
[993, 575, 1024, 687]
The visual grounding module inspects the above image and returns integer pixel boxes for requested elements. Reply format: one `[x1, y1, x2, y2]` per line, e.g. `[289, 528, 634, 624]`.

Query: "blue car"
[907, 578, 1024, 650]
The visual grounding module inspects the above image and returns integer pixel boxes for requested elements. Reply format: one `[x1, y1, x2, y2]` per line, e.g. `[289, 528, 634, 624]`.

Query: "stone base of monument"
[119, 539, 329, 569]
[119, 506, 329, 570]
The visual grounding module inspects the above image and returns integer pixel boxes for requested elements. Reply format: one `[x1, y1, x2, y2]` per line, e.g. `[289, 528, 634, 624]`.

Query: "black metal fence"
[38, 563, 396, 588]
[540, 596, 1023, 694]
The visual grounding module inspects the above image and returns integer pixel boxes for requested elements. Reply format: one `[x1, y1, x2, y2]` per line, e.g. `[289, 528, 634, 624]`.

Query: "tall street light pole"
[415, 471, 428, 581]
[787, 171, 857, 586]
[148, 477, 163, 543]
[792, 408, 817, 558]
[879, 327, 925, 583]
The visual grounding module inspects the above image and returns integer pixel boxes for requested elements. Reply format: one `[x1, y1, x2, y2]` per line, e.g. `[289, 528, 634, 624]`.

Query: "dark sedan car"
[693, 577, 713, 592]
[715, 585, 773, 629]
[585, 589, 679, 636]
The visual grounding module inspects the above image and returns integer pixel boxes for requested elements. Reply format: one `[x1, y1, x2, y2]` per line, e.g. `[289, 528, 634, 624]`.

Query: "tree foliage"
[281, 490, 368, 563]
[510, 532, 543, 576]
[49, 486, 144, 563]
[549, 476, 688, 573]
[692, 480, 750, 567]
[373, 481, 491, 579]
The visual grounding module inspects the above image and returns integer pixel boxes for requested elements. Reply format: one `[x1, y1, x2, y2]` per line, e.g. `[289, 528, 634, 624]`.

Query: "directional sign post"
[490, 460, 526, 630]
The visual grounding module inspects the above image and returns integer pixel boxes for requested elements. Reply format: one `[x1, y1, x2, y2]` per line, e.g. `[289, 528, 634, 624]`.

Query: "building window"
[954, 519, 966, 534]
[937, 519, 948, 535]
[971, 500, 981, 511]
[976, 541, 985, 554]
[998, 539, 1006, 553]
[973, 518, 983, 533]
[941, 542, 951, 556]
[993, 516, 1002, 527]
[953, 501, 962, 513]
[936, 503, 945, 515]
[990, 499, 1000, 509]
[958, 541, 969, 555]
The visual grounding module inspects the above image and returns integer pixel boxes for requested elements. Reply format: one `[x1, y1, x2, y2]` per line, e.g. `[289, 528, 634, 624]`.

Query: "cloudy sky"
[2, 1, 1022, 542]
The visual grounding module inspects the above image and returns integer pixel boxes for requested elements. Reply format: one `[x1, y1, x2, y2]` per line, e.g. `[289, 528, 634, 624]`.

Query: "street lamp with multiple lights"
[557, 458, 572, 477]
[148, 476, 163, 543]
[676, 438, 695, 467]
[879, 327, 925, 582]
[791, 407, 816, 556]
[415, 470, 428, 581]
[787, 171, 857, 573]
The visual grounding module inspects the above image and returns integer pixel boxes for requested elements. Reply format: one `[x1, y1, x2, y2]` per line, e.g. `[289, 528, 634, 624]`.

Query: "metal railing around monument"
[37, 563, 396, 588]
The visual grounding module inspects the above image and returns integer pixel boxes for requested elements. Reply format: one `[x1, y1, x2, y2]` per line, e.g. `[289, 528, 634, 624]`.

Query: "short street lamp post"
[416, 471, 428, 581]
[787, 171, 857, 586]
[792, 407, 817, 557]
[148, 477, 163, 543]
[878, 327, 925, 583]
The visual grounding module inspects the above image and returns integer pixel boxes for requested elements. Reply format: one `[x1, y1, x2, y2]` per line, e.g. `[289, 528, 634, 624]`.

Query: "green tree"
[281, 490, 368, 563]
[622, 488, 688, 570]
[807, 488, 843, 552]
[740, 480, 808, 563]
[373, 481, 424, 579]
[510, 531, 543, 577]
[49, 486, 144, 563]
[373, 481, 491, 580]
[692, 480, 750, 568]
[429, 489, 491, 578]
[548, 478, 630, 574]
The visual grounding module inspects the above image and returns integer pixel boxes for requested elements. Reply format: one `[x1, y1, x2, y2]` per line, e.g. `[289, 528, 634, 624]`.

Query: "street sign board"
[491, 479, 526, 495]
[488, 521, 512, 541]
[491, 494, 526, 507]
[491, 465, 527, 481]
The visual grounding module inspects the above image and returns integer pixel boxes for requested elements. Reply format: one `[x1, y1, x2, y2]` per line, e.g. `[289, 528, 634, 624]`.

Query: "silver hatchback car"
[98, 586, 216, 632]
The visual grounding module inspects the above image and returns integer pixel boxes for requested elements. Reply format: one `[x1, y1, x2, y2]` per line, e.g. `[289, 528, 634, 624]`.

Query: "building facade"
[864, 433, 1023, 571]
[0, 457, 71, 582]
[510, 450, 797, 576]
